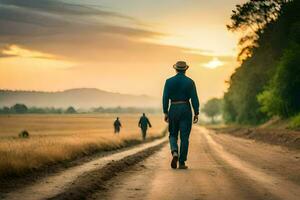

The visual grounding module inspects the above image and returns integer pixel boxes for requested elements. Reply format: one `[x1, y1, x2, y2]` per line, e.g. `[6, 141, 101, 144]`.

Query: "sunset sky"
[0, 0, 245, 102]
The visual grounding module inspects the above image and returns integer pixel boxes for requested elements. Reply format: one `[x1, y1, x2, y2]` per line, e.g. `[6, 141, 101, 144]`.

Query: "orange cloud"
[1, 45, 57, 59]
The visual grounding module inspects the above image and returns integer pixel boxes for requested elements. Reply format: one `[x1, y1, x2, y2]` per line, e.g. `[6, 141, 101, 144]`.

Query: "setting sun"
[202, 57, 224, 69]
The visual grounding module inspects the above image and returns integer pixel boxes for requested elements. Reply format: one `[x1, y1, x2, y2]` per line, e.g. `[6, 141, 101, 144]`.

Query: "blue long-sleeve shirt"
[163, 72, 200, 115]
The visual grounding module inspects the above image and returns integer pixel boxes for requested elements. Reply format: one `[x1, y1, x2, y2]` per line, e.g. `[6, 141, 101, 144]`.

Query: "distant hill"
[0, 88, 160, 109]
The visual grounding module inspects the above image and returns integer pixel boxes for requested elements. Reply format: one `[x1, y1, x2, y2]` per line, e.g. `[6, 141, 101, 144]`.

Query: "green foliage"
[28, 107, 63, 114]
[257, 90, 282, 117]
[258, 44, 300, 117]
[0, 106, 64, 114]
[0, 106, 10, 114]
[92, 106, 159, 114]
[288, 113, 300, 129]
[65, 106, 77, 114]
[202, 98, 222, 122]
[227, 0, 286, 61]
[223, 93, 237, 123]
[224, 0, 300, 124]
[11, 104, 28, 114]
[0, 105, 159, 114]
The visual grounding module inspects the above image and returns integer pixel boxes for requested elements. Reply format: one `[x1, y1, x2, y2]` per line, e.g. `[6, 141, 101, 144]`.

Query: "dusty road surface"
[92, 126, 300, 200]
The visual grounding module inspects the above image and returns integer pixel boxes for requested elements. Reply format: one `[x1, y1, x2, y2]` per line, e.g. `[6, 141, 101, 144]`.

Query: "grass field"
[0, 114, 166, 177]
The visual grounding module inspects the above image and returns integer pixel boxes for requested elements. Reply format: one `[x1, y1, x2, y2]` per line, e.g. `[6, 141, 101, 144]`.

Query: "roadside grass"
[288, 113, 300, 130]
[0, 114, 166, 178]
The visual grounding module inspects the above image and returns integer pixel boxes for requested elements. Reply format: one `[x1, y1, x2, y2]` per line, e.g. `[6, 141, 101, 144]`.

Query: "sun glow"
[202, 57, 224, 69]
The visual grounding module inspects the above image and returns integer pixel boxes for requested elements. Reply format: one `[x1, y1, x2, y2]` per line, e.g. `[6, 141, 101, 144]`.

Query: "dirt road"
[92, 126, 300, 200]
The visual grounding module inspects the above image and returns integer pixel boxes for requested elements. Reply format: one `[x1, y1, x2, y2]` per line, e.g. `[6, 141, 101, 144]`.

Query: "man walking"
[113, 117, 122, 134]
[138, 113, 152, 140]
[163, 61, 199, 169]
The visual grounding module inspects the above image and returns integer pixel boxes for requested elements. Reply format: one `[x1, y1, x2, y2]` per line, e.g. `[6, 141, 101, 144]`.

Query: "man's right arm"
[162, 80, 169, 114]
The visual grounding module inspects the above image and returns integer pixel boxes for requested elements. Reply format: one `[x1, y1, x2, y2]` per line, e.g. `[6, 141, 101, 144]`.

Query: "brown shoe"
[171, 152, 178, 169]
[178, 163, 188, 169]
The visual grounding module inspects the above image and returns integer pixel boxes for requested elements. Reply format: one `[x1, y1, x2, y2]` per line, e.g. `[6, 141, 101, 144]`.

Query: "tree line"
[201, 0, 299, 125]
[0, 104, 160, 114]
[222, 0, 300, 124]
[0, 104, 76, 114]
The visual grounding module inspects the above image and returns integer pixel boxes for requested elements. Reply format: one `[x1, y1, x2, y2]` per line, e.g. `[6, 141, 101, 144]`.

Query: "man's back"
[139, 116, 151, 129]
[165, 73, 194, 101]
[163, 72, 199, 116]
[114, 119, 121, 127]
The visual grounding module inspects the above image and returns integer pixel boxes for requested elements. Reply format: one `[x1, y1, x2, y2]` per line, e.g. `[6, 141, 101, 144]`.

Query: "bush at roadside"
[288, 113, 300, 130]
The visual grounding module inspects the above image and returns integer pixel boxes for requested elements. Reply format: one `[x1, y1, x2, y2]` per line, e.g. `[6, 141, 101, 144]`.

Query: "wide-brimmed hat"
[173, 61, 189, 71]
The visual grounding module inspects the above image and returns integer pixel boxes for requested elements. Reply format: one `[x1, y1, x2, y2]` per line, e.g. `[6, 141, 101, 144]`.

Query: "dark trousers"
[114, 127, 120, 134]
[141, 128, 147, 140]
[168, 103, 192, 163]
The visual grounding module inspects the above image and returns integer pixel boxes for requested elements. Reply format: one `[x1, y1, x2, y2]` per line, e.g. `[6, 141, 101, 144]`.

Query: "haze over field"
[0, 88, 159, 108]
[0, 0, 245, 102]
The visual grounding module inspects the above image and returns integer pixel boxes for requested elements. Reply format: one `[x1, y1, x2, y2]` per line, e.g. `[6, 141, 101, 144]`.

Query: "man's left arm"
[147, 118, 152, 127]
[191, 81, 200, 123]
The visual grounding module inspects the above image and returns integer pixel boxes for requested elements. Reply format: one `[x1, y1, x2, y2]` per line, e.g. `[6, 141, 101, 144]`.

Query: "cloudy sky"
[0, 0, 244, 102]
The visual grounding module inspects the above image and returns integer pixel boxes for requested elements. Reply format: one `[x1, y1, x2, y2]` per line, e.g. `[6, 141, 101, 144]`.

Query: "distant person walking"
[113, 117, 122, 134]
[138, 113, 152, 140]
[163, 61, 199, 169]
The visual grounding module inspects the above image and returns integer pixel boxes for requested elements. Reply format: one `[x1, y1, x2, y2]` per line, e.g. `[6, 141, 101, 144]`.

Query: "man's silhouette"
[138, 113, 152, 140]
[163, 61, 199, 169]
[113, 117, 122, 134]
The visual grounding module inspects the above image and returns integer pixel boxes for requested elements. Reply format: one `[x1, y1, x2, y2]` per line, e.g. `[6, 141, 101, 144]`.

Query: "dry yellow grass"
[0, 114, 166, 177]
